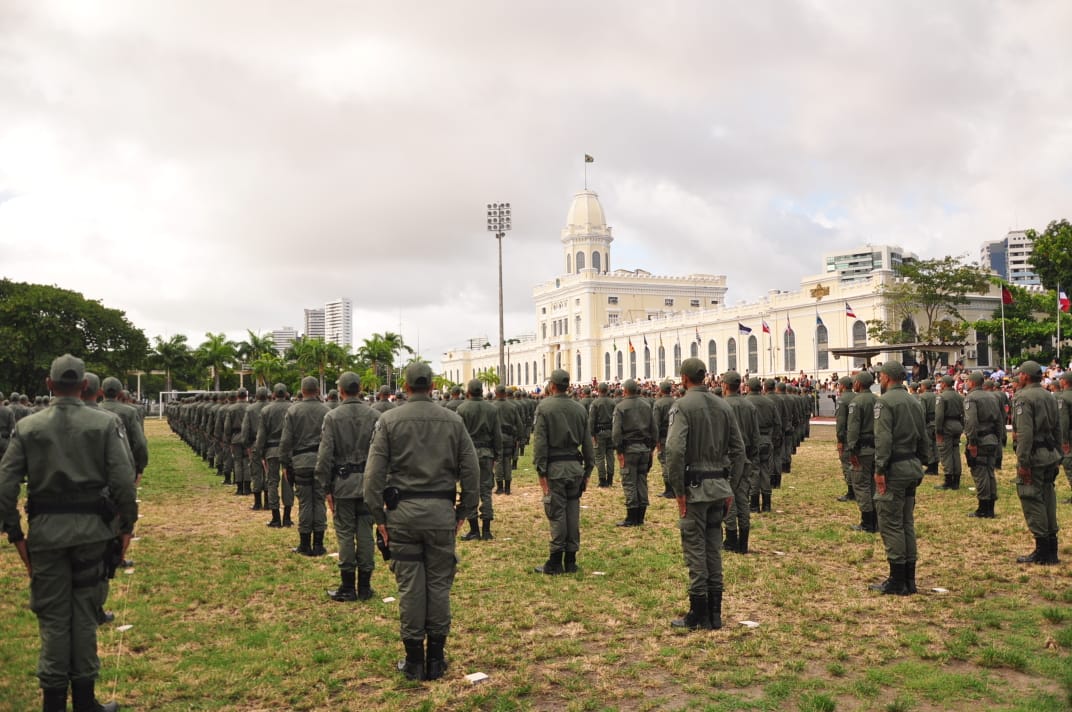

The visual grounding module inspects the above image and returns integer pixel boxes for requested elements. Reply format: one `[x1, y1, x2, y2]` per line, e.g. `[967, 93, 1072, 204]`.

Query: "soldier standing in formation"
[371, 385, 396, 413]
[456, 380, 502, 541]
[869, 361, 927, 595]
[665, 358, 744, 631]
[934, 375, 965, 490]
[441, 385, 463, 412]
[280, 377, 330, 556]
[588, 382, 616, 488]
[364, 362, 479, 681]
[652, 381, 676, 499]
[1011, 361, 1062, 565]
[0, 394, 13, 458]
[316, 372, 381, 601]
[746, 377, 780, 520]
[834, 376, 856, 502]
[846, 372, 878, 533]
[241, 386, 270, 511]
[532, 369, 594, 575]
[100, 377, 149, 486]
[611, 379, 657, 528]
[916, 379, 940, 474]
[1057, 372, 1072, 503]
[720, 372, 757, 554]
[0, 355, 138, 712]
[963, 372, 1002, 519]
[254, 384, 294, 528]
[492, 385, 521, 495]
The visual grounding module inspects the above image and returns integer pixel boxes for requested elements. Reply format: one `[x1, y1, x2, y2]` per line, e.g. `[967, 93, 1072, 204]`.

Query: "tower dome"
[561, 188, 612, 275]
[565, 190, 607, 232]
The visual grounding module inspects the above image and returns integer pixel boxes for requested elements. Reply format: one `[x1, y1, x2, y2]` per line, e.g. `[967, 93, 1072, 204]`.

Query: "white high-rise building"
[271, 326, 298, 355]
[823, 245, 917, 284]
[304, 308, 325, 341]
[325, 297, 353, 349]
[1005, 230, 1040, 286]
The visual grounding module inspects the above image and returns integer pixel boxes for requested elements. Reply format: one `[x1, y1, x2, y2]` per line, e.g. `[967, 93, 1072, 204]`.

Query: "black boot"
[772, 473, 782, 488]
[71, 678, 118, 712]
[738, 527, 750, 555]
[707, 589, 723, 630]
[221, 471, 231, 484]
[282, 506, 294, 527]
[460, 518, 481, 541]
[1049, 535, 1061, 565]
[42, 687, 66, 712]
[481, 519, 494, 541]
[868, 560, 908, 595]
[968, 499, 987, 518]
[761, 493, 772, 513]
[292, 532, 312, 556]
[1016, 537, 1046, 564]
[950, 474, 961, 490]
[328, 570, 358, 602]
[357, 569, 376, 600]
[534, 550, 563, 575]
[749, 494, 760, 513]
[723, 527, 739, 553]
[935, 474, 951, 490]
[636, 506, 646, 525]
[398, 639, 425, 681]
[616, 508, 638, 527]
[311, 531, 327, 556]
[564, 551, 579, 573]
[251, 492, 263, 511]
[234, 481, 243, 495]
[989, 498, 998, 518]
[426, 634, 448, 681]
[671, 594, 712, 630]
[904, 561, 917, 594]
[495, 480, 504, 494]
[267, 509, 282, 528]
[925, 462, 939, 475]
[837, 484, 855, 502]
[504, 480, 511, 495]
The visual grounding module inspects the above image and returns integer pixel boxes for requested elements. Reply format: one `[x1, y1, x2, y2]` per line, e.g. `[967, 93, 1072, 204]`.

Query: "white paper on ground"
[739, 620, 760, 628]
[592, 571, 606, 576]
[328, 552, 339, 558]
[931, 587, 949, 594]
[772, 551, 786, 556]
[382, 597, 396, 603]
[465, 672, 489, 684]
[123, 569, 135, 574]
[116, 624, 133, 632]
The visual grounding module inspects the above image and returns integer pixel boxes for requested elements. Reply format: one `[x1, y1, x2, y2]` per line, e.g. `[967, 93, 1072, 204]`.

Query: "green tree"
[358, 335, 396, 388]
[975, 283, 1072, 365]
[0, 280, 148, 394]
[249, 352, 286, 389]
[196, 332, 236, 390]
[151, 334, 192, 393]
[865, 256, 991, 373]
[1027, 218, 1072, 292]
[288, 337, 348, 393]
[475, 367, 500, 389]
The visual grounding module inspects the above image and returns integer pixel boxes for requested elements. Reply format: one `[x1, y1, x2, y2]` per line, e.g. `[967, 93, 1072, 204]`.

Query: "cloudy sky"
[2, 1, 1070, 368]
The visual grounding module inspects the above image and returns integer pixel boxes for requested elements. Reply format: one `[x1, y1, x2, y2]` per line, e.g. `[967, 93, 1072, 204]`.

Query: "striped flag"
[816, 314, 824, 327]
[785, 315, 793, 334]
[845, 302, 856, 318]
[738, 323, 752, 334]
[1061, 291, 1070, 312]
[762, 321, 770, 334]
[628, 338, 635, 353]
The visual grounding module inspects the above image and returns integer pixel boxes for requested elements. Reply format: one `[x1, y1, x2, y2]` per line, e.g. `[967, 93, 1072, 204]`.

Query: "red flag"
[1001, 286, 1013, 305]
[845, 302, 856, 318]
[762, 321, 770, 334]
[1061, 291, 1070, 312]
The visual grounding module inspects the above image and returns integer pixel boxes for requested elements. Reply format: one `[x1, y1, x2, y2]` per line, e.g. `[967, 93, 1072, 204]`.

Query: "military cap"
[597, 382, 609, 393]
[965, 371, 984, 385]
[326, 388, 338, 399]
[1061, 371, 1072, 384]
[763, 378, 776, 391]
[854, 371, 874, 388]
[495, 384, 507, 394]
[1015, 360, 1043, 379]
[680, 357, 706, 383]
[938, 375, 954, 387]
[237, 387, 249, 398]
[381, 385, 394, 396]
[467, 379, 483, 396]
[336, 371, 361, 394]
[712, 386, 723, 396]
[49, 354, 85, 387]
[747, 377, 763, 392]
[583, 386, 592, 395]
[838, 376, 853, 388]
[920, 379, 933, 389]
[83, 372, 101, 395]
[256, 386, 269, 398]
[273, 382, 287, 396]
[660, 380, 673, 393]
[101, 376, 123, 397]
[404, 362, 433, 388]
[622, 378, 639, 394]
[722, 371, 742, 388]
[300, 376, 319, 393]
[550, 369, 570, 389]
[775, 381, 787, 392]
[879, 361, 907, 381]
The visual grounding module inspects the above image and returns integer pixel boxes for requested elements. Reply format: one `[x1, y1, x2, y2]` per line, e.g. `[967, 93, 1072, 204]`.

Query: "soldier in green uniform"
[611, 379, 657, 527]
[441, 385, 463, 412]
[532, 369, 594, 575]
[490, 385, 519, 494]
[226, 389, 251, 496]
[964, 372, 1002, 518]
[364, 362, 479, 681]
[771, 380, 794, 486]
[280, 377, 330, 556]
[834, 376, 856, 502]
[917, 379, 939, 474]
[653, 381, 676, 499]
[934, 375, 965, 490]
[1057, 372, 1072, 502]
[99, 377, 149, 486]
[325, 388, 339, 409]
[255, 384, 294, 528]
[0, 354, 137, 712]
[847, 372, 878, 533]
[983, 378, 1008, 471]
[869, 361, 928, 595]
[1011, 361, 1062, 565]
[512, 389, 530, 464]
[371, 385, 396, 413]
[316, 372, 381, 601]
[589, 382, 616, 487]
[578, 385, 594, 415]
[721, 372, 757, 553]
[746, 377, 781, 519]
[665, 358, 744, 630]
[0, 395, 14, 458]
[241, 386, 270, 511]
[456, 380, 501, 541]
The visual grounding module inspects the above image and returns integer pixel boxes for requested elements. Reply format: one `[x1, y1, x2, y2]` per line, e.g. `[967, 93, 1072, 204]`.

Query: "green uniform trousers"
[543, 476, 583, 554]
[593, 433, 615, 483]
[679, 498, 727, 596]
[853, 454, 876, 514]
[333, 498, 374, 573]
[620, 451, 650, 509]
[249, 453, 265, 494]
[495, 442, 514, 484]
[1017, 466, 1060, 538]
[30, 541, 108, 689]
[874, 474, 922, 565]
[294, 472, 326, 534]
[750, 444, 773, 496]
[389, 528, 456, 641]
[968, 445, 998, 501]
[925, 425, 938, 469]
[1063, 455, 1072, 493]
[264, 458, 294, 510]
[839, 450, 853, 488]
[727, 459, 751, 533]
[940, 436, 962, 477]
[477, 456, 494, 520]
[231, 444, 248, 484]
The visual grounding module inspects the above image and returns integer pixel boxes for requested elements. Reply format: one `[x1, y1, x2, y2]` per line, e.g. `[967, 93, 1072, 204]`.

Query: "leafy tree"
[151, 334, 192, 393]
[196, 332, 236, 390]
[865, 256, 991, 373]
[1027, 218, 1072, 292]
[475, 367, 500, 389]
[0, 280, 148, 394]
[974, 282, 1072, 365]
[287, 337, 350, 393]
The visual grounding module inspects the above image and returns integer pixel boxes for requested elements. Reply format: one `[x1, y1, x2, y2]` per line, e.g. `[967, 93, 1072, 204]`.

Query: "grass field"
[1, 419, 1070, 711]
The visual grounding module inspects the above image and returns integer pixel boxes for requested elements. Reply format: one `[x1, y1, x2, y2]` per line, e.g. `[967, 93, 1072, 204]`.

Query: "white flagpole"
[1058, 281, 1062, 366]
[1000, 287, 1008, 371]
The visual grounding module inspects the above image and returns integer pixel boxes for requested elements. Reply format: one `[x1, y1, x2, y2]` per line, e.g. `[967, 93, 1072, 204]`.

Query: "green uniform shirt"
[611, 395, 657, 454]
[253, 398, 289, 459]
[533, 393, 594, 479]
[665, 385, 744, 502]
[964, 388, 1002, 447]
[747, 391, 781, 448]
[588, 396, 615, 437]
[847, 390, 877, 454]
[874, 384, 928, 476]
[314, 397, 380, 499]
[652, 395, 674, 446]
[1012, 384, 1061, 469]
[456, 396, 502, 460]
[935, 388, 965, 436]
[100, 398, 149, 473]
[835, 390, 855, 445]
[918, 390, 937, 426]
[280, 399, 330, 470]
[1056, 387, 1072, 451]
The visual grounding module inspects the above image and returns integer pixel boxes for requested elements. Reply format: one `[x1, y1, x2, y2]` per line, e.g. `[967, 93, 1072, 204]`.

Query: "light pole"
[487, 202, 512, 385]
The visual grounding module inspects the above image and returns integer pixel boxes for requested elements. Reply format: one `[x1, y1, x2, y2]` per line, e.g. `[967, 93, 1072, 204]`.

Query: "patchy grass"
[0, 421, 1069, 710]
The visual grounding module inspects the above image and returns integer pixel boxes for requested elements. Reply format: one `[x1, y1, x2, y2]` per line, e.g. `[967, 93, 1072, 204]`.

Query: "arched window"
[556, 351, 562, 370]
[748, 335, 758, 373]
[576, 353, 582, 381]
[852, 320, 867, 368]
[727, 338, 737, 371]
[604, 352, 611, 381]
[901, 318, 917, 366]
[817, 324, 829, 370]
[708, 339, 717, 374]
[576, 251, 585, 272]
[690, 341, 698, 358]
[784, 329, 796, 372]
[673, 343, 682, 375]
[592, 251, 601, 273]
[616, 350, 624, 380]
[629, 348, 637, 378]
[658, 346, 666, 378]
[566, 253, 571, 274]
[525, 362, 529, 384]
[976, 330, 990, 367]
[644, 347, 651, 379]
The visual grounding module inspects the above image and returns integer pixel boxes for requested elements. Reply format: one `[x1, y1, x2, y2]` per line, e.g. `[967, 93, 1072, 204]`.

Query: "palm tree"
[152, 334, 191, 393]
[288, 337, 337, 393]
[358, 335, 395, 387]
[249, 352, 285, 389]
[475, 367, 500, 389]
[196, 332, 236, 390]
[237, 330, 277, 363]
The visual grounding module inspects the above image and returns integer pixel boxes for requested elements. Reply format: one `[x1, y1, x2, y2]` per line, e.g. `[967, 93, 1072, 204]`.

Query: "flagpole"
[1058, 281, 1062, 366]
[1000, 287, 1007, 371]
